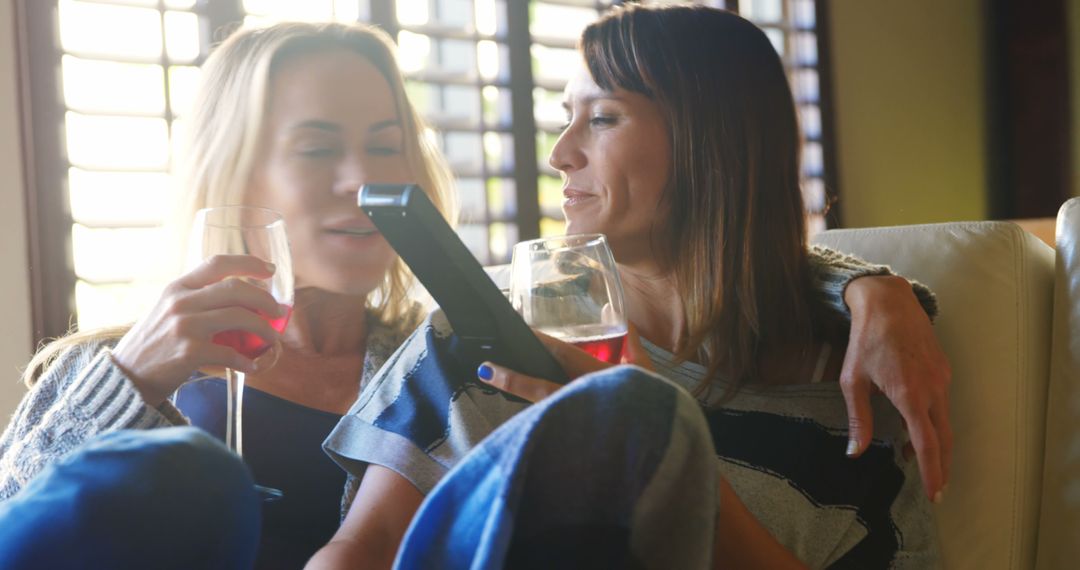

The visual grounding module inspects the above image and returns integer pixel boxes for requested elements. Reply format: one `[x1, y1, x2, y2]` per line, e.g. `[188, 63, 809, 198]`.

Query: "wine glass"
[509, 234, 628, 364]
[188, 206, 294, 501]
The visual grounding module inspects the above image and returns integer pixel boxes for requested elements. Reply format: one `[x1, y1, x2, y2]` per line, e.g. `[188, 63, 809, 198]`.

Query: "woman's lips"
[322, 216, 380, 238]
[321, 222, 382, 248]
[562, 188, 596, 207]
[323, 227, 380, 237]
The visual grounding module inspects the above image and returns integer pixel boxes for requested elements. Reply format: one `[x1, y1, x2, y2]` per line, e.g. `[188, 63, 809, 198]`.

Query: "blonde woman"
[0, 18, 944, 570]
[0, 22, 456, 568]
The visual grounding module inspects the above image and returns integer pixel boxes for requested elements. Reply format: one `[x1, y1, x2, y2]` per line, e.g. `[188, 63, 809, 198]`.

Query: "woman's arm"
[306, 465, 424, 570]
[0, 254, 286, 501]
[807, 245, 937, 321]
[807, 246, 952, 502]
[0, 343, 183, 501]
[840, 275, 952, 502]
[714, 476, 806, 570]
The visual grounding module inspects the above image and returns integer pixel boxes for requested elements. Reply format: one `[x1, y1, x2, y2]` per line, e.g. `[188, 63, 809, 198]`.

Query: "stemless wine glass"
[188, 206, 294, 501]
[509, 234, 628, 364]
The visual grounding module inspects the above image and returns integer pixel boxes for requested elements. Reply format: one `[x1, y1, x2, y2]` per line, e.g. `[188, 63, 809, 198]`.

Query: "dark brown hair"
[581, 5, 820, 396]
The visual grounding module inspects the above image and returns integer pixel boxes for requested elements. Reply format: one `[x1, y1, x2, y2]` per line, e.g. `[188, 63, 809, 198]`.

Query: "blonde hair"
[23, 21, 457, 386]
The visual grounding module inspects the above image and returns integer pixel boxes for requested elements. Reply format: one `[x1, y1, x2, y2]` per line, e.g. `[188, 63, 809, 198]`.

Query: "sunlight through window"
[164, 11, 201, 62]
[529, 3, 595, 41]
[396, 0, 429, 26]
[39, 0, 832, 332]
[243, 0, 336, 22]
[397, 31, 432, 74]
[476, 40, 500, 80]
[333, 0, 363, 22]
[474, 0, 497, 36]
[55, 0, 201, 329]
[59, 1, 163, 60]
[62, 56, 165, 115]
[65, 113, 170, 170]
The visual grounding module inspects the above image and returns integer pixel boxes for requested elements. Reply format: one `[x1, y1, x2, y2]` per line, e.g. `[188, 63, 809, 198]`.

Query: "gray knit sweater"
[0, 245, 935, 502]
[0, 313, 418, 501]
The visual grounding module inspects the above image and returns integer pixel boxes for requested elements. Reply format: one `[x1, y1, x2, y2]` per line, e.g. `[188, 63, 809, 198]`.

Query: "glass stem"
[225, 367, 246, 457]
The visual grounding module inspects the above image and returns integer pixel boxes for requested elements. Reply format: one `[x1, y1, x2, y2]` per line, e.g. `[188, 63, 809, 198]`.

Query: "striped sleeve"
[808, 245, 939, 322]
[0, 342, 183, 500]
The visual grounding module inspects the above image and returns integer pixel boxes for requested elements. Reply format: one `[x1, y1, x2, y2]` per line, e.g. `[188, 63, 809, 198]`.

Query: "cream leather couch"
[814, 198, 1078, 569]
[814, 222, 1054, 569]
[1035, 197, 1079, 570]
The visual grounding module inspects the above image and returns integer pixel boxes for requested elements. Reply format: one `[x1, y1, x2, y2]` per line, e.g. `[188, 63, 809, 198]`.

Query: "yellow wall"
[0, 2, 33, 417]
[828, 0, 989, 227]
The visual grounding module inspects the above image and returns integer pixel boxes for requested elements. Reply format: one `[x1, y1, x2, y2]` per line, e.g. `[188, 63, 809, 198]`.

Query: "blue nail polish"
[477, 364, 493, 381]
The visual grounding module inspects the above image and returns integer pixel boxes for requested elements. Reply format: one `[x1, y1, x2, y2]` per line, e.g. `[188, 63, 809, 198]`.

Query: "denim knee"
[550, 364, 686, 423]
[100, 426, 256, 501]
[0, 427, 260, 570]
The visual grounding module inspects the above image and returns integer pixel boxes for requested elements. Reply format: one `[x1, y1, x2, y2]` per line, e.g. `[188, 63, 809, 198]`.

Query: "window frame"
[18, 0, 77, 345]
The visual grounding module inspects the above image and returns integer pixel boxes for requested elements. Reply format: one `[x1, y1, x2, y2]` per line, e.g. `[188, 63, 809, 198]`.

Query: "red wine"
[570, 332, 626, 365]
[212, 306, 292, 360]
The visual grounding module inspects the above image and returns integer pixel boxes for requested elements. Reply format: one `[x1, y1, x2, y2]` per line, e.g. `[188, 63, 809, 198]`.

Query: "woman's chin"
[294, 280, 381, 302]
[563, 219, 599, 237]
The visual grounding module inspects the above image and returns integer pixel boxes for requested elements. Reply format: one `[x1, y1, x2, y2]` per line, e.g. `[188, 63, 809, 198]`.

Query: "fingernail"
[932, 490, 944, 504]
[846, 438, 859, 457]
[477, 364, 493, 381]
[265, 261, 276, 272]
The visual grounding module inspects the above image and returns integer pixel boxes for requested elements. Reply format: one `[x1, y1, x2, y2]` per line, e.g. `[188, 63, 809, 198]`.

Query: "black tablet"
[359, 184, 569, 384]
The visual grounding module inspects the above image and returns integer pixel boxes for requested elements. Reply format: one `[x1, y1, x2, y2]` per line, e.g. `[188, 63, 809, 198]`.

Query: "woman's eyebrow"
[369, 119, 402, 133]
[561, 94, 624, 110]
[287, 119, 401, 133]
[290, 119, 341, 133]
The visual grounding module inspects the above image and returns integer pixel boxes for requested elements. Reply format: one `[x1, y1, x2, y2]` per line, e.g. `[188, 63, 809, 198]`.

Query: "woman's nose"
[548, 128, 585, 174]
[332, 154, 369, 198]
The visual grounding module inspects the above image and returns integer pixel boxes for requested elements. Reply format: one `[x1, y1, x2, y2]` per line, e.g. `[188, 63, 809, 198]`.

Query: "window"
[393, 0, 522, 265]
[736, 0, 834, 234]
[531, 1, 611, 239]
[44, 0, 206, 331]
[19, 0, 835, 339]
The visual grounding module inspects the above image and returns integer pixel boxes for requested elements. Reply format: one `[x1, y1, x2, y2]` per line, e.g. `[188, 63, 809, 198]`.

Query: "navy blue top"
[175, 378, 345, 570]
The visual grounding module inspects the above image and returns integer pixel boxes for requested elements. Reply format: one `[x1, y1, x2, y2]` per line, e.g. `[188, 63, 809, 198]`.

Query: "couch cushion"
[1036, 198, 1080, 569]
[813, 222, 1055, 570]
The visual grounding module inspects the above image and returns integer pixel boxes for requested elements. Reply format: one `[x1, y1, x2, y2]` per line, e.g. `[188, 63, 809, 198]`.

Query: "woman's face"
[550, 61, 672, 262]
[246, 49, 411, 297]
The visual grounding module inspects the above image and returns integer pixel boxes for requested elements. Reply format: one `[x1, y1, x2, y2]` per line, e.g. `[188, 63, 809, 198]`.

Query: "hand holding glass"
[509, 234, 627, 364]
[188, 206, 294, 500]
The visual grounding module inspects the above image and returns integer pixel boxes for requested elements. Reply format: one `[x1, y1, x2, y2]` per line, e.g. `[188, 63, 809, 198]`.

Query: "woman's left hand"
[841, 275, 952, 503]
[477, 325, 653, 403]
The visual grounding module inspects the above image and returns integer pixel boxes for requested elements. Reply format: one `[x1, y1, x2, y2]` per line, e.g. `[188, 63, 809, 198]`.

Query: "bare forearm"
[712, 477, 807, 570]
[306, 538, 395, 570]
[307, 466, 424, 570]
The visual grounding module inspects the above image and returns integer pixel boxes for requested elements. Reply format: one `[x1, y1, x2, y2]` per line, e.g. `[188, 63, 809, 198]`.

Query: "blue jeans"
[393, 366, 718, 570]
[0, 427, 260, 569]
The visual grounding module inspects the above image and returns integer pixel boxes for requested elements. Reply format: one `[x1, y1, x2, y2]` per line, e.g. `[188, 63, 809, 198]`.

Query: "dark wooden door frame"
[986, 0, 1073, 219]
[815, 0, 843, 227]
[15, 0, 72, 348]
